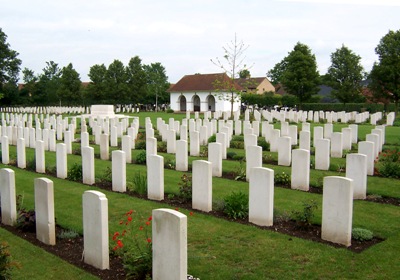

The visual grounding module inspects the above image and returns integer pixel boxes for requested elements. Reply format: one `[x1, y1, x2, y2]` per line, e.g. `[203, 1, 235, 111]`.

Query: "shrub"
[231, 135, 244, 142]
[291, 200, 318, 229]
[132, 172, 147, 195]
[135, 151, 147, 165]
[46, 165, 57, 176]
[112, 210, 152, 280]
[352, 228, 374, 242]
[208, 135, 216, 143]
[135, 140, 146, 150]
[96, 167, 112, 187]
[157, 141, 167, 153]
[227, 151, 237, 159]
[72, 147, 81, 156]
[164, 158, 176, 170]
[232, 155, 245, 161]
[223, 191, 249, 220]
[178, 174, 192, 202]
[16, 209, 36, 232]
[230, 141, 244, 149]
[233, 161, 246, 181]
[166, 108, 174, 113]
[274, 172, 291, 186]
[257, 138, 270, 151]
[26, 157, 36, 171]
[67, 163, 83, 182]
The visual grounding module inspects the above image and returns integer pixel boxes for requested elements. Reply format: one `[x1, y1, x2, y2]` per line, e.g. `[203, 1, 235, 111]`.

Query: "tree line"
[1, 27, 399, 111]
[266, 30, 400, 111]
[0, 28, 170, 107]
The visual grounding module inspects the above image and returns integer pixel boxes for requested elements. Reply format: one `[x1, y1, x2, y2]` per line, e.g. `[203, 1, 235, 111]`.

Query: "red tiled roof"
[235, 77, 266, 89]
[169, 73, 242, 92]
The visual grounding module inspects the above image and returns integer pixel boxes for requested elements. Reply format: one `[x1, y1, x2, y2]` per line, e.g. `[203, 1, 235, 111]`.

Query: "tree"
[0, 28, 21, 87]
[369, 30, 400, 112]
[33, 61, 62, 105]
[86, 64, 107, 104]
[0, 28, 22, 104]
[326, 45, 365, 104]
[143, 62, 170, 109]
[267, 60, 287, 86]
[19, 68, 38, 104]
[211, 33, 250, 114]
[239, 69, 250, 78]
[57, 63, 82, 105]
[280, 42, 320, 107]
[126, 56, 147, 103]
[105, 59, 129, 104]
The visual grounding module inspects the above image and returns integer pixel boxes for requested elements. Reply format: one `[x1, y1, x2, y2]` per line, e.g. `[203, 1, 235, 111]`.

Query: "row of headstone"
[0, 168, 188, 277]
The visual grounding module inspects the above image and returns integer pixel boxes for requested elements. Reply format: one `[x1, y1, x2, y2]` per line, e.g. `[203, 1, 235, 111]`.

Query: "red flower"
[113, 246, 118, 251]
[148, 216, 152, 221]
[126, 209, 133, 216]
[146, 221, 150, 226]
[139, 226, 144, 231]
[112, 232, 120, 240]
[189, 212, 194, 216]
[147, 238, 152, 243]
[117, 240, 123, 248]
[127, 216, 132, 222]
[175, 207, 179, 211]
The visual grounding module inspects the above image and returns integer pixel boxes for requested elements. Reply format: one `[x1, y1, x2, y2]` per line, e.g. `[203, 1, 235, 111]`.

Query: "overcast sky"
[1, 0, 399, 83]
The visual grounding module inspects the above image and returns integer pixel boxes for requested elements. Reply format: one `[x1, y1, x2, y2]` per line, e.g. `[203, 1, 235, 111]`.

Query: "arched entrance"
[179, 95, 187, 112]
[207, 94, 216, 112]
[192, 95, 200, 112]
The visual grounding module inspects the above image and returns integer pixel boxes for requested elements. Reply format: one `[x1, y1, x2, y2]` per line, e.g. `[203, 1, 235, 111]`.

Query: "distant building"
[235, 77, 275, 94]
[169, 73, 243, 112]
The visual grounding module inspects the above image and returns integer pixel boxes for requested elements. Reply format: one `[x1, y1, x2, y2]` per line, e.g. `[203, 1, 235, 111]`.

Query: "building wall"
[170, 91, 240, 112]
[257, 79, 275, 94]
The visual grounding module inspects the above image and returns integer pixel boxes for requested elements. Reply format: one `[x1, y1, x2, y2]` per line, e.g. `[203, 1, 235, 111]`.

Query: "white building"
[169, 73, 242, 112]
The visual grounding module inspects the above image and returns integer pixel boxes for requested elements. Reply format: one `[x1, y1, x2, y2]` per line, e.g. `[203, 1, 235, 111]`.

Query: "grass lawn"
[1, 112, 400, 279]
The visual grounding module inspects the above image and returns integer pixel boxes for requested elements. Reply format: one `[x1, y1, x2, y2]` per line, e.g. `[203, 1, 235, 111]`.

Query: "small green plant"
[352, 228, 374, 242]
[257, 138, 270, 151]
[26, 157, 36, 171]
[67, 163, 83, 182]
[135, 140, 146, 150]
[291, 200, 318, 229]
[45, 165, 57, 176]
[223, 191, 249, 220]
[157, 141, 167, 153]
[178, 174, 192, 202]
[166, 108, 174, 113]
[96, 167, 112, 187]
[234, 160, 246, 181]
[227, 151, 237, 159]
[132, 172, 147, 195]
[135, 151, 147, 165]
[274, 172, 291, 186]
[0, 242, 20, 279]
[57, 229, 80, 239]
[72, 147, 82, 156]
[164, 158, 176, 169]
[208, 135, 216, 143]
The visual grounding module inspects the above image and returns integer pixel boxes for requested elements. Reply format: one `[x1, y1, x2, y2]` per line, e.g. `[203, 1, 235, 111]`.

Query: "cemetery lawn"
[0, 112, 400, 279]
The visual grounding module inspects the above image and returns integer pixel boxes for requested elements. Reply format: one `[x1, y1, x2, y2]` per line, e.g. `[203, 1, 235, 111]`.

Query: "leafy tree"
[126, 56, 147, 103]
[86, 64, 107, 104]
[369, 30, 400, 112]
[239, 69, 250, 78]
[57, 63, 82, 105]
[34, 61, 62, 105]
[19, 68, 38, 105]
[211, 33, 250, 114]
[280, 42, 320, 107]
[143, 62, 170, 109]
[105, 60, 129, 104]
[0, 28, 22, 104]
[0, 28, 21, 87]
[326, 45, 365, 104]
[267, 60, 287, 86]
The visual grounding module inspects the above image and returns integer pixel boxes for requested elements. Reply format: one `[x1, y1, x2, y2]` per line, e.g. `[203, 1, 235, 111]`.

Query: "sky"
[1, 0, 399, 84]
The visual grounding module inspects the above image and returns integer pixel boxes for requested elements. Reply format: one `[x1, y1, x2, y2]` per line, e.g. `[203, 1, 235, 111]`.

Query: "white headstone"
[291, 149, 310, 191]
[35, 178, 56, 245]
[0, 168, 17, 226]
[192, 160, 212, 212]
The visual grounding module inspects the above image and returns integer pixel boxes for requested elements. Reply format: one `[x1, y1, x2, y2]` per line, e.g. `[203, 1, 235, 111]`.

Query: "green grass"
[1, 113, 400, 279]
